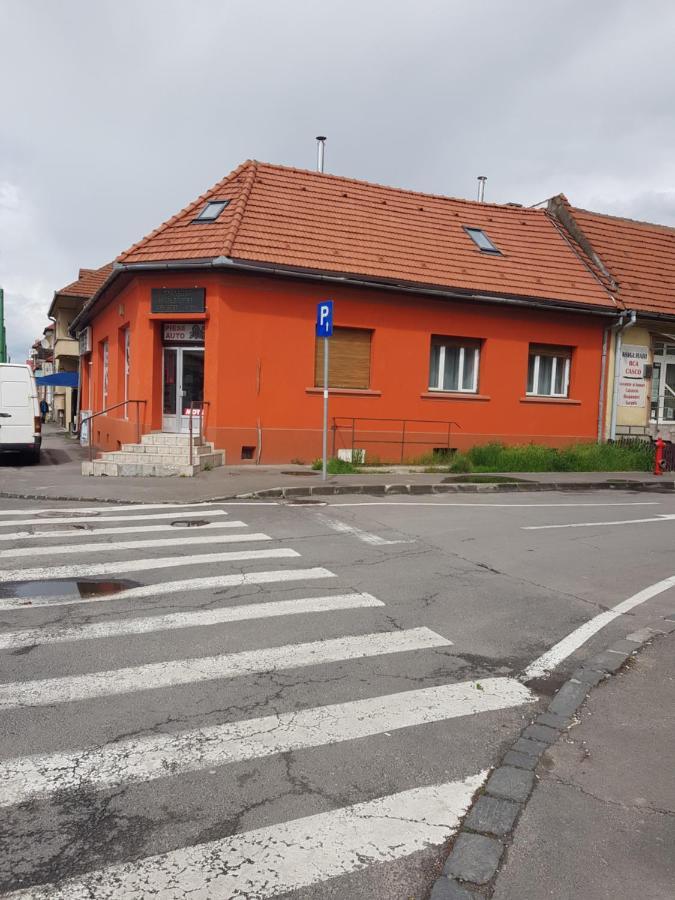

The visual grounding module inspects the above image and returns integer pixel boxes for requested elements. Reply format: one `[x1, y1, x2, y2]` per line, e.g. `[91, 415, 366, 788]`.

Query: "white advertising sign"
[618, 380, 647, 407]
[620, 345, 648, 380]
[618, 344, 648, 408]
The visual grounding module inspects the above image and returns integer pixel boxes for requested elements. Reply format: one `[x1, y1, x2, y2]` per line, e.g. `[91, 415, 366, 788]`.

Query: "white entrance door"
[162, 347, 204, 433]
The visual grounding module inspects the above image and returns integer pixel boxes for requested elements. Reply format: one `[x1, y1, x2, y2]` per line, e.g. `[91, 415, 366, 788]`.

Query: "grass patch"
[311, 457, 359, 474]
[449, 441, 653, 473]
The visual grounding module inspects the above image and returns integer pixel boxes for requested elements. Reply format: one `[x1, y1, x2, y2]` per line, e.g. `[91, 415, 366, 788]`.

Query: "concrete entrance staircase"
[82, 433, 225, 477]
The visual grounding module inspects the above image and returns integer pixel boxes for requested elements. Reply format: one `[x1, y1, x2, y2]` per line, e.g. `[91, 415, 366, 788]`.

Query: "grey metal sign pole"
[322, 336, 329, 480]
[316, 300, 334, 481]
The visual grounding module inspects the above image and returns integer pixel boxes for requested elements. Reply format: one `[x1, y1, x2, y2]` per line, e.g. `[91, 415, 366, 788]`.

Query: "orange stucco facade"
[79, 269, 610, 463]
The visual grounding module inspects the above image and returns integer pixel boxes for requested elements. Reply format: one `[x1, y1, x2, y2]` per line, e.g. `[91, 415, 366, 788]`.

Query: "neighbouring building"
[47, 264, 113, 430]
[30, 325, 55, 415]
[71, 161, 622, 470]
[550, 196, 675, 441]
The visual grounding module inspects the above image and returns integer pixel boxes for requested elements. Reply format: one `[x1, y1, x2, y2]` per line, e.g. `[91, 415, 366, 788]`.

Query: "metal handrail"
[81, 400, 147, 461]
[332, 415, 461, 463]
[188, 401, 209, 466]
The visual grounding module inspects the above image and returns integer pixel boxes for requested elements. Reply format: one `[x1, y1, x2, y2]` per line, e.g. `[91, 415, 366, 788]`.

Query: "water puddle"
[0, 578, 140, 603]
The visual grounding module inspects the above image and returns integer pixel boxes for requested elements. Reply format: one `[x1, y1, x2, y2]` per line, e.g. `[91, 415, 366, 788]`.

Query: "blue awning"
[36, 372, 79, 387]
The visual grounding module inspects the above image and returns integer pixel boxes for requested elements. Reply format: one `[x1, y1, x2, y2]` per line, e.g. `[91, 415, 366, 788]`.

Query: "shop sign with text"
[163, 322, 205, 344]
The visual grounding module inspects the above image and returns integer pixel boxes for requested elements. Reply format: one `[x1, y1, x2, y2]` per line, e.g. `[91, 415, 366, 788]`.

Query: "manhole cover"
[170, 519, 210, 527]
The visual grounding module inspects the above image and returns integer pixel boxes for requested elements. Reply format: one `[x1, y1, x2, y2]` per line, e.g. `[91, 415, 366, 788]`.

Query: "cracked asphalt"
[0, 491, 673, 898]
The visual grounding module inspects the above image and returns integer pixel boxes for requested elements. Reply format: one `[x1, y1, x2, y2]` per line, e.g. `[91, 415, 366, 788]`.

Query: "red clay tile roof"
[56, 262, 115, 300]
[118, 161, 615, 310]
[562, 202, 675, 316]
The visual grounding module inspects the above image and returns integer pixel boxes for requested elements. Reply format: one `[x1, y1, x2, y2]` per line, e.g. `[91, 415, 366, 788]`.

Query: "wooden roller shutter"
[529, 344, 573, 358]
[314, 327, 372, 389]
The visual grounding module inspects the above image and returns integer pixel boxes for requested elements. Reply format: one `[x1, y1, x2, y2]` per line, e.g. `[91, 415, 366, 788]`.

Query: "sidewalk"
[1, 425, 674, 503]
[491, 635, 674, 900]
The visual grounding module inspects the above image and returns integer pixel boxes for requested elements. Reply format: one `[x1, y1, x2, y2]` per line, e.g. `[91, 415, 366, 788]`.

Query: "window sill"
[421, 391, 490, 401]
[305, 387, 382, 397]
[520, 396, 581, 405]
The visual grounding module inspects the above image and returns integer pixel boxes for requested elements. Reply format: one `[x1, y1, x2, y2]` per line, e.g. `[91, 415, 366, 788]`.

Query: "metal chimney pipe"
[316, 136, 327, 173]
[477, 176, 487, 202]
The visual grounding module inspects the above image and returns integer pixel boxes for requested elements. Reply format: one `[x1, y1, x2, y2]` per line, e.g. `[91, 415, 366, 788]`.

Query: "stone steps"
[82, 432, 225, 477]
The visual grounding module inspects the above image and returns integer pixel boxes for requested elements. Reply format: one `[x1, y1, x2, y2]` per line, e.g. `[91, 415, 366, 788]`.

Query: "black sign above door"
[151, 288, 205, 314]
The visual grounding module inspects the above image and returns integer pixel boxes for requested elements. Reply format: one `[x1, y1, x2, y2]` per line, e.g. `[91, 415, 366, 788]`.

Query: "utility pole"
[0, 288, 7, 363]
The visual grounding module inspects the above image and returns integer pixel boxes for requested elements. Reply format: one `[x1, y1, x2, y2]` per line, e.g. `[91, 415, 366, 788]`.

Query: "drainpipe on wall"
[597, 324, 611, 442]
[609, 310, 637, 440]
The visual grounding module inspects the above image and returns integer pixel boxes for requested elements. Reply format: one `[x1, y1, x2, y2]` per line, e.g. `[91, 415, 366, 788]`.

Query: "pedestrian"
[39, 398, 49, 423]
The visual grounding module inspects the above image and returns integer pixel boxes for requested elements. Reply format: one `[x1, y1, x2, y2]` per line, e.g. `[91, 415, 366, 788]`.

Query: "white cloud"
[2, 0, 675, 361]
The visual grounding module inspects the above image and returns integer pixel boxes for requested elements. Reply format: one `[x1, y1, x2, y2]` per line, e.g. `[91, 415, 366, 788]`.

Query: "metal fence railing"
[332, 416, 460, 463]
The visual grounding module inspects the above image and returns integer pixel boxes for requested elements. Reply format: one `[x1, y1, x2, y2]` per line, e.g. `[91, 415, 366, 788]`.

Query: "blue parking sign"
[316, 300, 334, 337]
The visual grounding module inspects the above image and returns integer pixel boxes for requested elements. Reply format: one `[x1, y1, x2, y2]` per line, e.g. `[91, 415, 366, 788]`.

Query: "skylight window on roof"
[194, 199, 230, 222]
[464, 227, 501, 254]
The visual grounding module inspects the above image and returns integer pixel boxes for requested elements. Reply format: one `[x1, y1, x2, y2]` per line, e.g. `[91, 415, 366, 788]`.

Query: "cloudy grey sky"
[1, 0, 674, 362]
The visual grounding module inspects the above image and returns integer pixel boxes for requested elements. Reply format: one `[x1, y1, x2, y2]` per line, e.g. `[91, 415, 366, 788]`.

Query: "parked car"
[0, 363, 41, 463]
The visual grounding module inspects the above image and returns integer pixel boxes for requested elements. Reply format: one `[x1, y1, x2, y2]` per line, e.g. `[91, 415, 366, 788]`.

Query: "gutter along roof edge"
[71, 256, 624, 334]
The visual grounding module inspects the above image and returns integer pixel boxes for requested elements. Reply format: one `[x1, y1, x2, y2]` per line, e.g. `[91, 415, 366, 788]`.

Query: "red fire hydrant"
[654, 437, 666, 476]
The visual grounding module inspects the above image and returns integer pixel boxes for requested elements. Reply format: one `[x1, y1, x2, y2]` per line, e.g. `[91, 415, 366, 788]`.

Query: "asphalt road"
[0, 490, 673, 898]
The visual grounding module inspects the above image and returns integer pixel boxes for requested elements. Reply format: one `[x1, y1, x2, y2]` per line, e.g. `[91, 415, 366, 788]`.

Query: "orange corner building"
[72, 161, 620, 466]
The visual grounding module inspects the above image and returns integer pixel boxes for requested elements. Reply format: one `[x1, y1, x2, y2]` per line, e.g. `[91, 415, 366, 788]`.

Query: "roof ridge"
[545, 211, 619, 306]
[573, 204, 675, 234]
[117, 161, 256, 263]
[221, 160, 259, 256]
[252, 160, 539, 214]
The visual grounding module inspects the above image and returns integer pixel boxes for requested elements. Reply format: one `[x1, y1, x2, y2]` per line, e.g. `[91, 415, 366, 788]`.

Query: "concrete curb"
[238, 479, 674, 500]
[0, 477, 671, 506]
[428, 615, 675, 900]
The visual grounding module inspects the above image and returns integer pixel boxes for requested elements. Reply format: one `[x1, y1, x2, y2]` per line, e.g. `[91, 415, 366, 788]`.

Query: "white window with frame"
[650, 341, 675, 422]
[101, 339, 109, 409]
[124, 328, 130, 411]
[428, 337, 480, 393]
[527, 345, 571, 397]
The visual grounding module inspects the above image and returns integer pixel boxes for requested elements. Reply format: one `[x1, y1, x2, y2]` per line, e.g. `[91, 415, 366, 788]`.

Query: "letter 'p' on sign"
[316, 300, 334, 338]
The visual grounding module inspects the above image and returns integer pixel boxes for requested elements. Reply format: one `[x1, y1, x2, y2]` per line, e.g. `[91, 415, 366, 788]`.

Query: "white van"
[0, 364, 41, 463]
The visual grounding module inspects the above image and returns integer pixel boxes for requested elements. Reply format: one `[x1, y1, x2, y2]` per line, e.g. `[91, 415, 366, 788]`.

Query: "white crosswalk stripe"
[0, 530, 272, 558]
[0, 547, 300, 583]
[6, 775, 487, 900]
[0, 520, 247, 542]
[0, 627, 451, 710]
[0, 501, 224, 516]
[0, 499, 533, 899]
[0, 567, 336, 611]
[0, 678, 531, 807]
[0, 592, 385, 650]
[0, 508, 230, 528]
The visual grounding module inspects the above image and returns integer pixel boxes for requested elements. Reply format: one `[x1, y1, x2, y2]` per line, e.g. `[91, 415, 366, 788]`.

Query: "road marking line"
[0, 679, 529, 806]
[0, 548, 300, 584]
[328, 501, 660, 508]
[6, 774, 486, 899]
[315, 512, 414, 546]
[0, 509, 229, 528]
[0, 502, 224, 518]
[0, 627, 450, 709]
[523, 513, 675, 530]
[0, 532, 272, 559]
[0, 567, 336, 611]
[0, 592, 385, 649]
[523, 574, 675, 680]
[0, 520, 248, 542]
